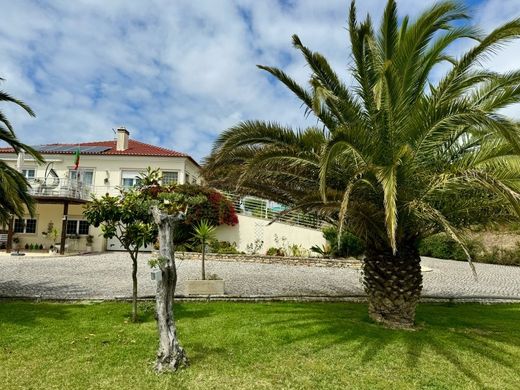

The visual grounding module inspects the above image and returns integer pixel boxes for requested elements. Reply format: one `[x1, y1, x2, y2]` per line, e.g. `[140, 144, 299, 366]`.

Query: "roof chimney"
[116, 126, 129, 151]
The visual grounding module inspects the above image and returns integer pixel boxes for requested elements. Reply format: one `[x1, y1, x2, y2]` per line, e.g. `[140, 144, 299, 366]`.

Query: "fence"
[220, 191, 325, 230]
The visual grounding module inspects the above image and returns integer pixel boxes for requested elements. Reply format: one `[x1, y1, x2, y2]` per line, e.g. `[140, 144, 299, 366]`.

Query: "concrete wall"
[215, 214, 326, 254]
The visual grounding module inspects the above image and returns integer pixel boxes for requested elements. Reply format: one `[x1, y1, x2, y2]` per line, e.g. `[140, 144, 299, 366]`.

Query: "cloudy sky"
[1, 0, 519, 162]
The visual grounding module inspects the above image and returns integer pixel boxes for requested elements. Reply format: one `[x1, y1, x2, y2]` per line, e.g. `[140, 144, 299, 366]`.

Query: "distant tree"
[0, 77, 43, 223]
[83, 190, 156, 322]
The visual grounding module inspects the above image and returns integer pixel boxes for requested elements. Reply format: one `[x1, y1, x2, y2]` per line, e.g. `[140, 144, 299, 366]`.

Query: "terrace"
[28, 177, 93, 201]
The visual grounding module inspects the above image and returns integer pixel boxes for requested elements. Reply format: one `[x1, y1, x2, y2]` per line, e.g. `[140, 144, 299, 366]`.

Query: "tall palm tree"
[0, 77, 43, 223]
[204, 0, 520, 327]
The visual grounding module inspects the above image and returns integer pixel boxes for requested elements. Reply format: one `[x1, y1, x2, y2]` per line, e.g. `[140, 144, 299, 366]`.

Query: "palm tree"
[192, 220, 217, 280]
[0, 77, 43, 223]
[204, 0, 520, 327]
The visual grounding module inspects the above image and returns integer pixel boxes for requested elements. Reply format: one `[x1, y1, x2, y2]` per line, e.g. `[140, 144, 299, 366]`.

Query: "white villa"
[0, 127, 201, 253]
[0, 127, 325, 255]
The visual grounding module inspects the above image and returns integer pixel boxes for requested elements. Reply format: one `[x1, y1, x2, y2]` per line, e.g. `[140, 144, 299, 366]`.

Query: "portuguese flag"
[73, 147, 80, 170]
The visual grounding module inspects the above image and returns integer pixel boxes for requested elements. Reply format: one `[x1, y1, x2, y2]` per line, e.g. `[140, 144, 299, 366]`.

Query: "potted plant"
[12, 236, 20, 251]
[85, 235, 94, 252]
[186, 220, 225, 295]
[46, 223, 60, 253]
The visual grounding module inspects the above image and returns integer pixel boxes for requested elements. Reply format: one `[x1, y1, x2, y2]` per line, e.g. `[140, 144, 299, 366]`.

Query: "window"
[163, 171, 178, 185]
[22, 169, 35, 180]
[121, 171, 141, 188]
[69, 169, 94, 186]
[66, 220, 90, 236]
[14, 218, 37, 234]
[78, 221, 90, 235]
[185, 173, 190, 184]
[192, 176, 197, 184]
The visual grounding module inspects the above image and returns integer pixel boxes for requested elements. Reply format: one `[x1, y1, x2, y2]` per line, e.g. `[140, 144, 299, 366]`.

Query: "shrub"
[419, 234, 483, 261]
[322, 227, 365, 258]
[476, 243, 520, 266]
[266, 247, 284, 256]
[24, 243, 29, 250]
[209, 240, 240, 254]
[310, 243, 332, 258]
[145, 184, 238, 245]
[287, 244, 309, 257]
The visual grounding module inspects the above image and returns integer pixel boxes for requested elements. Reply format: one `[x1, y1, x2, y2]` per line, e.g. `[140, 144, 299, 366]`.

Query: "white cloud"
[0, 0, 519, 161]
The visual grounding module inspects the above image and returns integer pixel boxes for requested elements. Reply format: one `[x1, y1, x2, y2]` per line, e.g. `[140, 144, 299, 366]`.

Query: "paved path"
[0, 252, 519, 299]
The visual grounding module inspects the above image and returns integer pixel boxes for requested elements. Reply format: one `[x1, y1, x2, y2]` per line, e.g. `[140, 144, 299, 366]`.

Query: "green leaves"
[205, 0, 520, 258]
[0, 79, 44, 223]
[83, 192, 155, 249]
[192, 220, 217, 242]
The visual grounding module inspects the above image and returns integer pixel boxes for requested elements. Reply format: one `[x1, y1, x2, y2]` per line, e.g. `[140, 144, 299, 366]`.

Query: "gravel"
[0, 252, 519, 300]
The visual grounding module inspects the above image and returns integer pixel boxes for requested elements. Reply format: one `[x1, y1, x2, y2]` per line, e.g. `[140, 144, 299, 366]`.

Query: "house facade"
[0, 127, 200, 253]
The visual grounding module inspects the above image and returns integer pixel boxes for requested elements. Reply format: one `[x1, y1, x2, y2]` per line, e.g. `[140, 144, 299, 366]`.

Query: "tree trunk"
[131, 254, 138, 323]
[363, 244, 422, 328]
[201, 238, 206, 280]
[151, 206, 189, 372]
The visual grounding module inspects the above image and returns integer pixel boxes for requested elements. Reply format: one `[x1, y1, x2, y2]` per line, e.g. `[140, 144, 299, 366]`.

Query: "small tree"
[150, 190, 206, 372]
[192, 220, 217, 280]
[84, 190, 155, 322]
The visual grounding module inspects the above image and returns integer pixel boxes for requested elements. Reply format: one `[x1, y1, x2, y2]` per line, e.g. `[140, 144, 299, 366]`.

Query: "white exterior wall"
[215, 214, 326, 254]
[2, 153, 200, 194]
[1, 151, 200, 253]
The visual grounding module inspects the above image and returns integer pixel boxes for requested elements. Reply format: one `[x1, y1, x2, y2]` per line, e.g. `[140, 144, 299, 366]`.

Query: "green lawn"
[0, 301, 519, 389]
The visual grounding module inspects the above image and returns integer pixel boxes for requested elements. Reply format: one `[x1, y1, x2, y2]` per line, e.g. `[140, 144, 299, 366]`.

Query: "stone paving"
[0, 252, 519, 300]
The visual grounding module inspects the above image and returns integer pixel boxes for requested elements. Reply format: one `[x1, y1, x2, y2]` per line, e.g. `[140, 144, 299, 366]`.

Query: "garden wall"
[175, 251, 361, 269]
[214, 214, 326, 253]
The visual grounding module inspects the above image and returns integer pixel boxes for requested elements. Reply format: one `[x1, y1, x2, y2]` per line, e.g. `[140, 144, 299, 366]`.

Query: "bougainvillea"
[174, 184, 238, 226]
[137, 168, 238, 245]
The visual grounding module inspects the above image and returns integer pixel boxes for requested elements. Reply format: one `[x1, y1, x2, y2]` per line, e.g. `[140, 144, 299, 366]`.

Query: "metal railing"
[28, 177, 93, 200]
[220, 191, 325, 230]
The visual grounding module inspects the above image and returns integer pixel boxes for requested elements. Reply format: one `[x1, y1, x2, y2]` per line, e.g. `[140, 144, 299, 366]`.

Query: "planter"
[186, 280, 225, 295]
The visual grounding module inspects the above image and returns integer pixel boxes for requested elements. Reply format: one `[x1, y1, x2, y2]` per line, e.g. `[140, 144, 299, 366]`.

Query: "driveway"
[0, 252, 519, 300]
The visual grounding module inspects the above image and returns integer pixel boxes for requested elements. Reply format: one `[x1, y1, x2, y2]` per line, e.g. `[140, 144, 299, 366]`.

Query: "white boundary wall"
[215, 214, 326, 254]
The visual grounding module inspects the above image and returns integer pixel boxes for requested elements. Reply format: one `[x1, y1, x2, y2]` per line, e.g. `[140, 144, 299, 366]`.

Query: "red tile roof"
[0, 139, 200, 166]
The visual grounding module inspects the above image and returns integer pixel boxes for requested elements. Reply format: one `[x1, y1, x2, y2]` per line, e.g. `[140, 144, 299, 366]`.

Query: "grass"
[0, 301, 519, 389]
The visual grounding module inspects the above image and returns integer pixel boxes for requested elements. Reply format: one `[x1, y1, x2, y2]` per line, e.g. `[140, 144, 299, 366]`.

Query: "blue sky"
[1, 0, 520, 162]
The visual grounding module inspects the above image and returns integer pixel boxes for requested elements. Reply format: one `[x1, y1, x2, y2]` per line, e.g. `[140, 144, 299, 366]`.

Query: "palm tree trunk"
[151, 206, 188, 372]
[363, 244, 422, 328]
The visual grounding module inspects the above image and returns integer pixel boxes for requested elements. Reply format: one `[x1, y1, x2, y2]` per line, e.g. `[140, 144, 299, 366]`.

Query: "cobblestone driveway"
[0, 252, 519, 299]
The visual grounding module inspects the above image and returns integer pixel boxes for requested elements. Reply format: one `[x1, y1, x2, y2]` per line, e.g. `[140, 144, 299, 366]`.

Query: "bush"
[419, 234, 483, 261]
[476, 243, 520, 266]
[145, 184, 239, 246]
[266, 247, 284, 256]
[209, 240, 240, 254]
[322, 227, 365, 258]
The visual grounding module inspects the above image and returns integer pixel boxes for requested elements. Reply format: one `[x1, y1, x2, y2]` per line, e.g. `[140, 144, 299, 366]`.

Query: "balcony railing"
[28, 177, 93, 201]
[220, 190, 325, 230]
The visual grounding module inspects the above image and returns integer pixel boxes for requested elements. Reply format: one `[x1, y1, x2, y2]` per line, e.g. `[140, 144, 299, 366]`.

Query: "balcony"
[28, 177, 93, 202]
